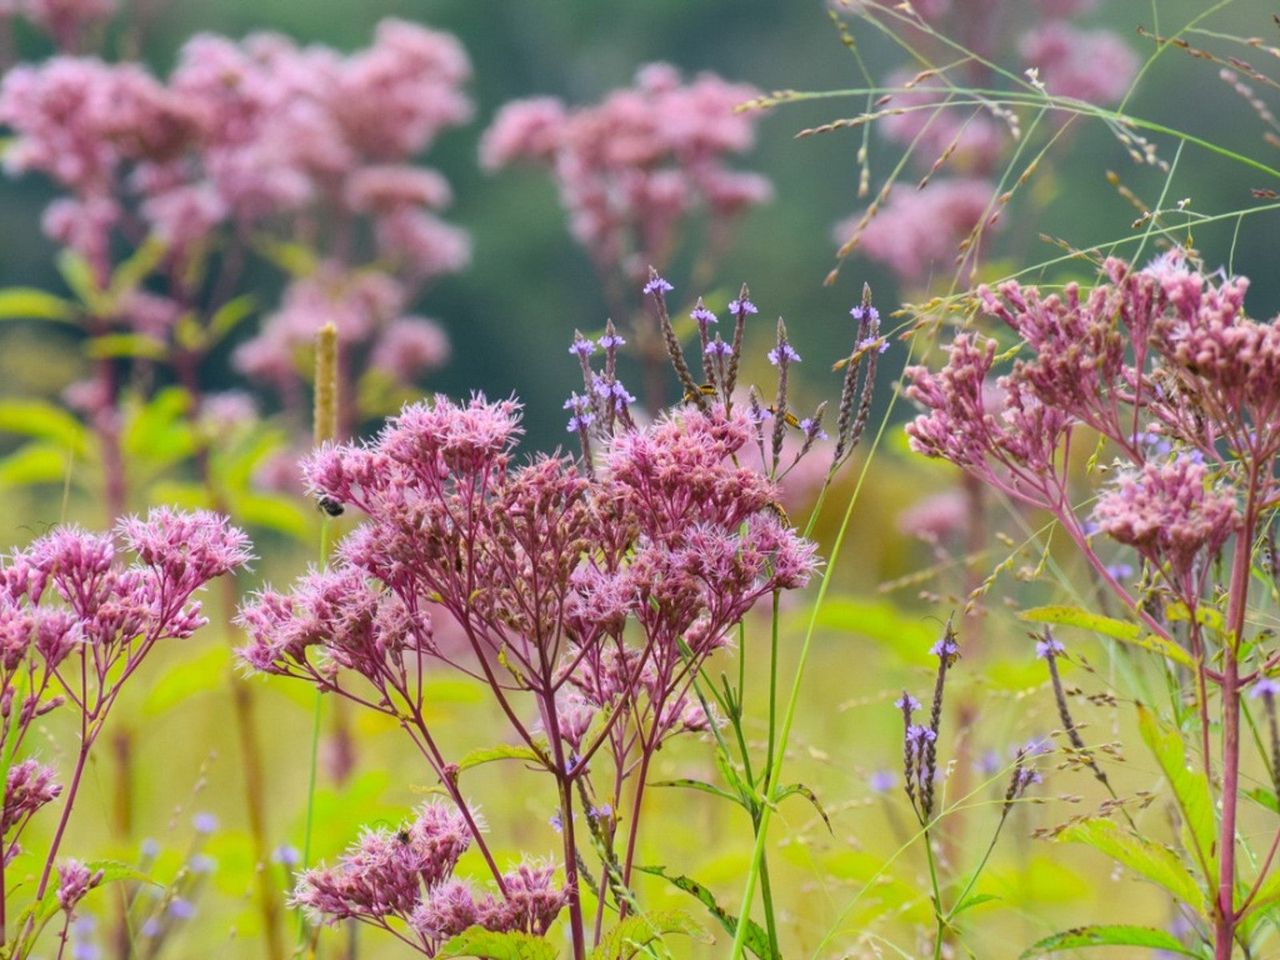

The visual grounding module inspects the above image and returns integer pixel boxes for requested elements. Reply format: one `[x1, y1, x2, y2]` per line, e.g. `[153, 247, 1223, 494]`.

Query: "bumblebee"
[317, 496, 345, 518]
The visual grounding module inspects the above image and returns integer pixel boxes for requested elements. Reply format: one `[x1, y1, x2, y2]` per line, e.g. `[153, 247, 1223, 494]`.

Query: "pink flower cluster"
[240, 395, 813, 740]
[233, 264, 451, 402]
[904, 253, 1277, 601]
[295, 804, 567, 953]
[841, 178, 994, 282]
[238, 390, 816, 951]
[834, 2, 1138, 284]
[7, 0, 116, 51]
[481, 63, 769, 283]
[0, 508, 248, 916]
[1094, 458, 1237, 581]
[0, 19, 468, 401]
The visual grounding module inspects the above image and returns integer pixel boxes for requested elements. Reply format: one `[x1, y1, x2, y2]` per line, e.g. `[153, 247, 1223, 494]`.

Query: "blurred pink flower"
[344, 165, 452, 213]
[897, 489, 970, 543]
[1020, 22, 1139, 105]
[838, 178, 994, 282]
[482, 63, 769, 281]
[878, 68, 1005, 173]
[370, 316, 450, 384]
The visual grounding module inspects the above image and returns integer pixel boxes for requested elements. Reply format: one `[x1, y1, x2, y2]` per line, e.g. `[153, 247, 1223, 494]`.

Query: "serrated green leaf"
[1020, 924, 1198, 958]
[0, 287, 78, 324]
[1018, 605, 1194, 669]
[591, 911, 708, 960]
[0, 442, 72, 487]
[1057, 818, 1204, 909]
[86, 333, 168, 361]
[1136, 704, 1217, 884]
[437, 927, 558, 960]
[636, 866, 777, 960]
[0, 400, 87, 455]
[456, 742, 546, 772]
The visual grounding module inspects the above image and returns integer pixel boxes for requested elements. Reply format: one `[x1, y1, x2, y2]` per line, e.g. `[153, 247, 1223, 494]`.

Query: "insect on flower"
[316, 496, 345, 517]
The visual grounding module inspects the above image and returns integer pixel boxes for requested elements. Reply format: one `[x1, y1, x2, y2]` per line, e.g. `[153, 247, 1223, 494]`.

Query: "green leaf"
[773, 782, 832, 833]
[57, 249, 110, 314]
[122, 387, 196, 467]
[1136, 704, 1218, 884]
[253, 237, 318, 277]
[1020, 925, 1199, 958]
[1245, 786, 1280, 815]
[142, 645, 232, 716]
[713, 747, 759, 808]
[1056, 818, 1204, 909]
[0, 288, 78, 324]
[651, 778, 741, 806]
[1240, 867, 1280, 925]
[437, 928, 558, 960]
[1166, 602, 1223, 633]
[456, 742, 546, 772]
[208, 294, 258, 344]
[145, 481, 211, 511]
[636, 866, 777, 960]
[0, 442, 72, 487]
[950, 892, 1000, 917]
[0, 400, 87, 455]
[84, 859, 156, 887]
[228, 491, 310, 540]
[86, 333, 168, 362]
[813, 597, 936, 654]
[108, 234, 167, 300]
[1018, 605, 1194, 669]
[590, 911, 708, 960]
[214, 425, 288, 492]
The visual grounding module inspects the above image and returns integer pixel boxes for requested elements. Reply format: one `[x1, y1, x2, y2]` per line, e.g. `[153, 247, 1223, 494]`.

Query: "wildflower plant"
[234, 266, 889, 957]
[483, 65, 771, 412]
[0, 508, 249, 957]
[896, 249, 1280, 958]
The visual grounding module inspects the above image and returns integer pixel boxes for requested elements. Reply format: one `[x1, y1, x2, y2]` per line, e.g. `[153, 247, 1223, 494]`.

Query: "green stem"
[764, 591, 781, 793]
[298, 515, 333, 940]
[922, 826, 945, 960]
[757, 852, 781, 960]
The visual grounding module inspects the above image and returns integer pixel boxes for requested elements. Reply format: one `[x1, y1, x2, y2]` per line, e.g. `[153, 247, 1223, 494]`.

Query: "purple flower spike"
[767, 343, 801, 366]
